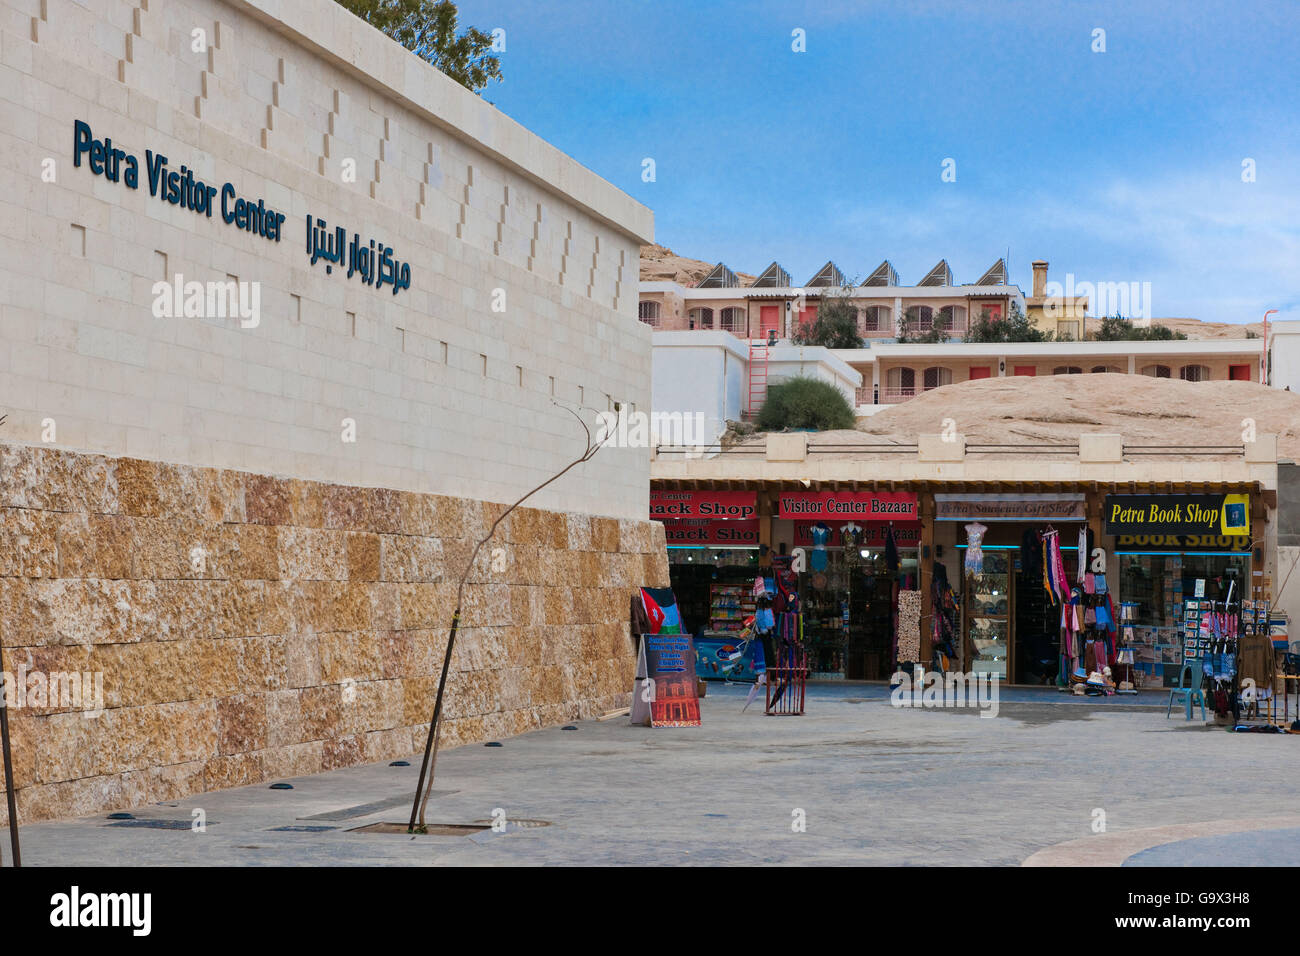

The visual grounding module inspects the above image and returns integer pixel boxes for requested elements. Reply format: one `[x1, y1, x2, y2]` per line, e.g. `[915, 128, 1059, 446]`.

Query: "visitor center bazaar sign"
[72, 119, 411, 294]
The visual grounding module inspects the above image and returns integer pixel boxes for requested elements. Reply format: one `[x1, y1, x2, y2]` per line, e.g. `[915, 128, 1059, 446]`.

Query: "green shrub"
[757, 377, 856, 431]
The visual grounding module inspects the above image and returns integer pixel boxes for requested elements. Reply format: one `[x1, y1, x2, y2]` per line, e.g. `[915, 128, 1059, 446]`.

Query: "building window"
[905, 305, 934, 332]
[1140, 364, 1171, 378]
[937, 305, 966, 333]
[1052, 366, 1083, 375]
[720, 307, 745, 333]
[922, 366, 952, 390]
[638, 301, 660, 326]
[862, 305, 890, 333]
[1180, 364, 1211, 382]
[1091, 365, 1123, 374]
[886, 367, 916, 400]
[689, 307, 714, 330]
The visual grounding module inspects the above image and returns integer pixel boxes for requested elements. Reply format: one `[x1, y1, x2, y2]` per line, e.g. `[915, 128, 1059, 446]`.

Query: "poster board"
[643, 633, 701, 727]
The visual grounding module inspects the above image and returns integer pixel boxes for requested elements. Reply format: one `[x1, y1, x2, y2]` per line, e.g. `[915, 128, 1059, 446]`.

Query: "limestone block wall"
[0, 442, 668, 823]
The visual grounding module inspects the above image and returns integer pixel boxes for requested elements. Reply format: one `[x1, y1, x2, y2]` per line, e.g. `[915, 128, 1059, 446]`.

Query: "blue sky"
[456, 0, 1299, 323]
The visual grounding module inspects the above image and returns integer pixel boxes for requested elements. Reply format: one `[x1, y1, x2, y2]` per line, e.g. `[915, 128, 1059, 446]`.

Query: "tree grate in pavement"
[104, 819, 205, 830]
[298, 791, 456, 822]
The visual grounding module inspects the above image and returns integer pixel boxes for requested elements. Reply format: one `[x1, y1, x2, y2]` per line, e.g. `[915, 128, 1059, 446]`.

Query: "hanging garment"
[896, 589, 923, 664]
[810, 522, 830, 571]
[1042, 537, 1056, 604]
[1078, 526, 1088, 582]
[964, 522, 988, 577]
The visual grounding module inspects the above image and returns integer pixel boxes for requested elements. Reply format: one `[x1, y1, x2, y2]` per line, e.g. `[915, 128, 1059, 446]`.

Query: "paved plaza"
[15, 684, 1300, 866]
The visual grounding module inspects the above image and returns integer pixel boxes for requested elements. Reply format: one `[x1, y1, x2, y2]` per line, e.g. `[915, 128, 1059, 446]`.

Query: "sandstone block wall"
[0, 442, 668, 823]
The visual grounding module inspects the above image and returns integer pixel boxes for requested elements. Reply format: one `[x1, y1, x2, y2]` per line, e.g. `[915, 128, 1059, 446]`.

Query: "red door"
[969, 366, 992, 380]
[759, 305, 781, 338]
[1229, 364, 1251, 381]
[797, 305, 818, 331]
[1013, 366, 1036, 377]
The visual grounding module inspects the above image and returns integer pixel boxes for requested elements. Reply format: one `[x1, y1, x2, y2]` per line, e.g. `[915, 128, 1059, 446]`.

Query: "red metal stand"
[765, 644, 807, 716]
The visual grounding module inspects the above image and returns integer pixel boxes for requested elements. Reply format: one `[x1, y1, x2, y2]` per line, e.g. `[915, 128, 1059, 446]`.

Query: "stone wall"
[0, 442, 668, 823]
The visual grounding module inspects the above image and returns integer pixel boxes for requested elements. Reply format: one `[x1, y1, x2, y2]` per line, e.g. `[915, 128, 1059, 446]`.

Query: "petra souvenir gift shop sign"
[1104, 494, 1250, 537]
[934, 493, 1085, 522]
[777, 491, 916, 520]
[650, 490, 756, 520]
[661, 518, 759, 546]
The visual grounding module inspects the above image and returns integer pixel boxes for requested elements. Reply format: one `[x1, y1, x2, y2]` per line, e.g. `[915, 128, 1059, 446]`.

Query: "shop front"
[1105, 493, 1255, 690]
[938, 493, 1092, 684]
[774, 491, 919, 680]
[653, 485, 920, 682]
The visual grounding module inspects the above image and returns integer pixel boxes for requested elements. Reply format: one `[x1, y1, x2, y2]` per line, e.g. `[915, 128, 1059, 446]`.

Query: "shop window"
[1140, 364, 1171, 378]
[1179, 364, 1211, 382]
[638, 301, 660, 326]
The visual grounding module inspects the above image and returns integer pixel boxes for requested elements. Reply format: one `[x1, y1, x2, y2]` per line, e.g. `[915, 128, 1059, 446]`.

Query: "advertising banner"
[643, 633, 701, 727]
[1104, 494, 1250, 537]
[661, 518, 759, 546]
[777, 491, 917, 520]
[934, 493, 1086, 522]
[650, 490, 757, 520]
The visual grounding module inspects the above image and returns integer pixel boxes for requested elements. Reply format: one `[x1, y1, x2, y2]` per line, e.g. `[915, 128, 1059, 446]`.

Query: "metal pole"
[0, 633, 21, 866]
[1263, 310, 1277, 385]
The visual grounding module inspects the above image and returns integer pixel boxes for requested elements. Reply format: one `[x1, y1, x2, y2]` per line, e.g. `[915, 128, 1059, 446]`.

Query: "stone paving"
[11, 683, 1299, 866]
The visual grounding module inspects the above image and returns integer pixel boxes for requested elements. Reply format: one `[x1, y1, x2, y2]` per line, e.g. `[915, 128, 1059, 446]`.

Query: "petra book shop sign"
[1104, 494, 1250, 537]
[650, 490, 756, 520]
[777, 491, 917, 520]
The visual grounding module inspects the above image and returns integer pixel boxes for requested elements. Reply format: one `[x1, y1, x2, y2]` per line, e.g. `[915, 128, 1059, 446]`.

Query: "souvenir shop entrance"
[940, 494, 1101, 685]
[776, 489, 920, 680]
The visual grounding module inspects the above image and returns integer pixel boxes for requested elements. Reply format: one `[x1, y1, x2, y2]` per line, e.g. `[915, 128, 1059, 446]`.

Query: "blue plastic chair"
[1166, 661, 1206, 720]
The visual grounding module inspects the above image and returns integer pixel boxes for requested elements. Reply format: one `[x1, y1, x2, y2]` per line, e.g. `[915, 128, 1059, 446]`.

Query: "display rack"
[707, 583, 756, 634]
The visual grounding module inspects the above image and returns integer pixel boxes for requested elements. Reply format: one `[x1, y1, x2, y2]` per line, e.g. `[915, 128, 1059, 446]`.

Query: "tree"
[1089, 314, 1187, 341]
[756, 377, 856, 431]
[964, 302, 1050, 343]
[335, 0, 503, 94]
[791, 285, 863, 348]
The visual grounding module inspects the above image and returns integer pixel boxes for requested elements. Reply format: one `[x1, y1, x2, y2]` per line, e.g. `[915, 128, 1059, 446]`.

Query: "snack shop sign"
[650, 490, 756, 520]
[778, 491, 916, 520]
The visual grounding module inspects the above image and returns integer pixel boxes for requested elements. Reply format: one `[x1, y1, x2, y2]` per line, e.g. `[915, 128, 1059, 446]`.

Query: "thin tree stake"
[409, 404, 609, 831]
